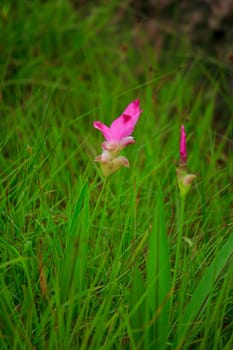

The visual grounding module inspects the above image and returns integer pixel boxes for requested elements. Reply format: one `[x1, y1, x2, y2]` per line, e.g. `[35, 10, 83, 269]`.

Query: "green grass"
[0, 1, 233, 349]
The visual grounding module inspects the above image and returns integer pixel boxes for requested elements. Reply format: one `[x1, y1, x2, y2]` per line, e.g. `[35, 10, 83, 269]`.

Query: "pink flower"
[93, 100, 142, 176]
[177, 124, 196, 196]
[180, 125, 187, 164]
[93, 99, 142, 153]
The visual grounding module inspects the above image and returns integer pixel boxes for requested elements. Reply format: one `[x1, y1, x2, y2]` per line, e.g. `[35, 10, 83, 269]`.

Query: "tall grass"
[0, 1, 232, 349]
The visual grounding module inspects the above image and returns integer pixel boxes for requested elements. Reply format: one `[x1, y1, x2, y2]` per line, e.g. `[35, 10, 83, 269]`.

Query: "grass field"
[0, 1, 233, 349]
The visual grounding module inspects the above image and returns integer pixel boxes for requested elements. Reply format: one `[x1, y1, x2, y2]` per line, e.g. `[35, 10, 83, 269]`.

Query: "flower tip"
[120, 156, 129, 168]
[93, 121, 101, 129]
[133, 99, 143, 113]
[93, 121, 99, 129]
[181, 124, 186, 140]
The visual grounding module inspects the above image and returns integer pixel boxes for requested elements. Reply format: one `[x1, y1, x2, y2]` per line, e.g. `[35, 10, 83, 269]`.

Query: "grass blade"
[176, 232, 233, 348]
[146, 188, 171, 350]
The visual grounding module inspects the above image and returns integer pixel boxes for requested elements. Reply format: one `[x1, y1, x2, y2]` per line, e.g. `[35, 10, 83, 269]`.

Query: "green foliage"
[175, 231, 233, 349]
[129, 189, 171, 350]
[0, 1, 232, 349]
[145, 188, 171, 350]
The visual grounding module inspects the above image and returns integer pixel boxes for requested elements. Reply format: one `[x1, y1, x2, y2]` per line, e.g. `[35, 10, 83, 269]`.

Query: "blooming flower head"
[93, 100, 142, 176]
[177, 124, 196, 196]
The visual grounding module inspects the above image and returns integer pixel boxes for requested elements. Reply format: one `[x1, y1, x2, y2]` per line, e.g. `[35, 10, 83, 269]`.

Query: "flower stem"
[171, 193, 186, 306]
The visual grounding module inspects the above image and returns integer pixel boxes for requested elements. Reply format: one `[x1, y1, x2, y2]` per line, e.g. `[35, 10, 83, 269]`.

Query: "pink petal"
[93, 121, 112, 142]
[102, 141, 117, 151]
[109, 100, 142, 141]
[114, 156, 130, 168]
[95, 151, 110, 163]
[119, 136, 135, 147]
[102, 137, 135, 152]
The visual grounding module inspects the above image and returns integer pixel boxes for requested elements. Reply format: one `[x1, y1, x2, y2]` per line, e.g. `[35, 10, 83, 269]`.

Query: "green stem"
[91, 178, 107, 219]
[171, 194, 186, 306]
[92, 178, 108, 253]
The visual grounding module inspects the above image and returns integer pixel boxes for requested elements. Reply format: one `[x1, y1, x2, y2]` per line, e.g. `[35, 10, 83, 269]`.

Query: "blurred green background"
[0, 2, 232, 349]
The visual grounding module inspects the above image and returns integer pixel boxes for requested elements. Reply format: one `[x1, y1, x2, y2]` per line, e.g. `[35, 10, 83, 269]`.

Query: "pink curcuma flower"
[177, 124, 196, 196]
[180, 125, 187, 164]
[93, 100, 142, 176]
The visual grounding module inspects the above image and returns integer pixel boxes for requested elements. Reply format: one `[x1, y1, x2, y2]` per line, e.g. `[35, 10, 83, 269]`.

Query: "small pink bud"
[180, 125, 187, 165]
[177, 124, 197, 196]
